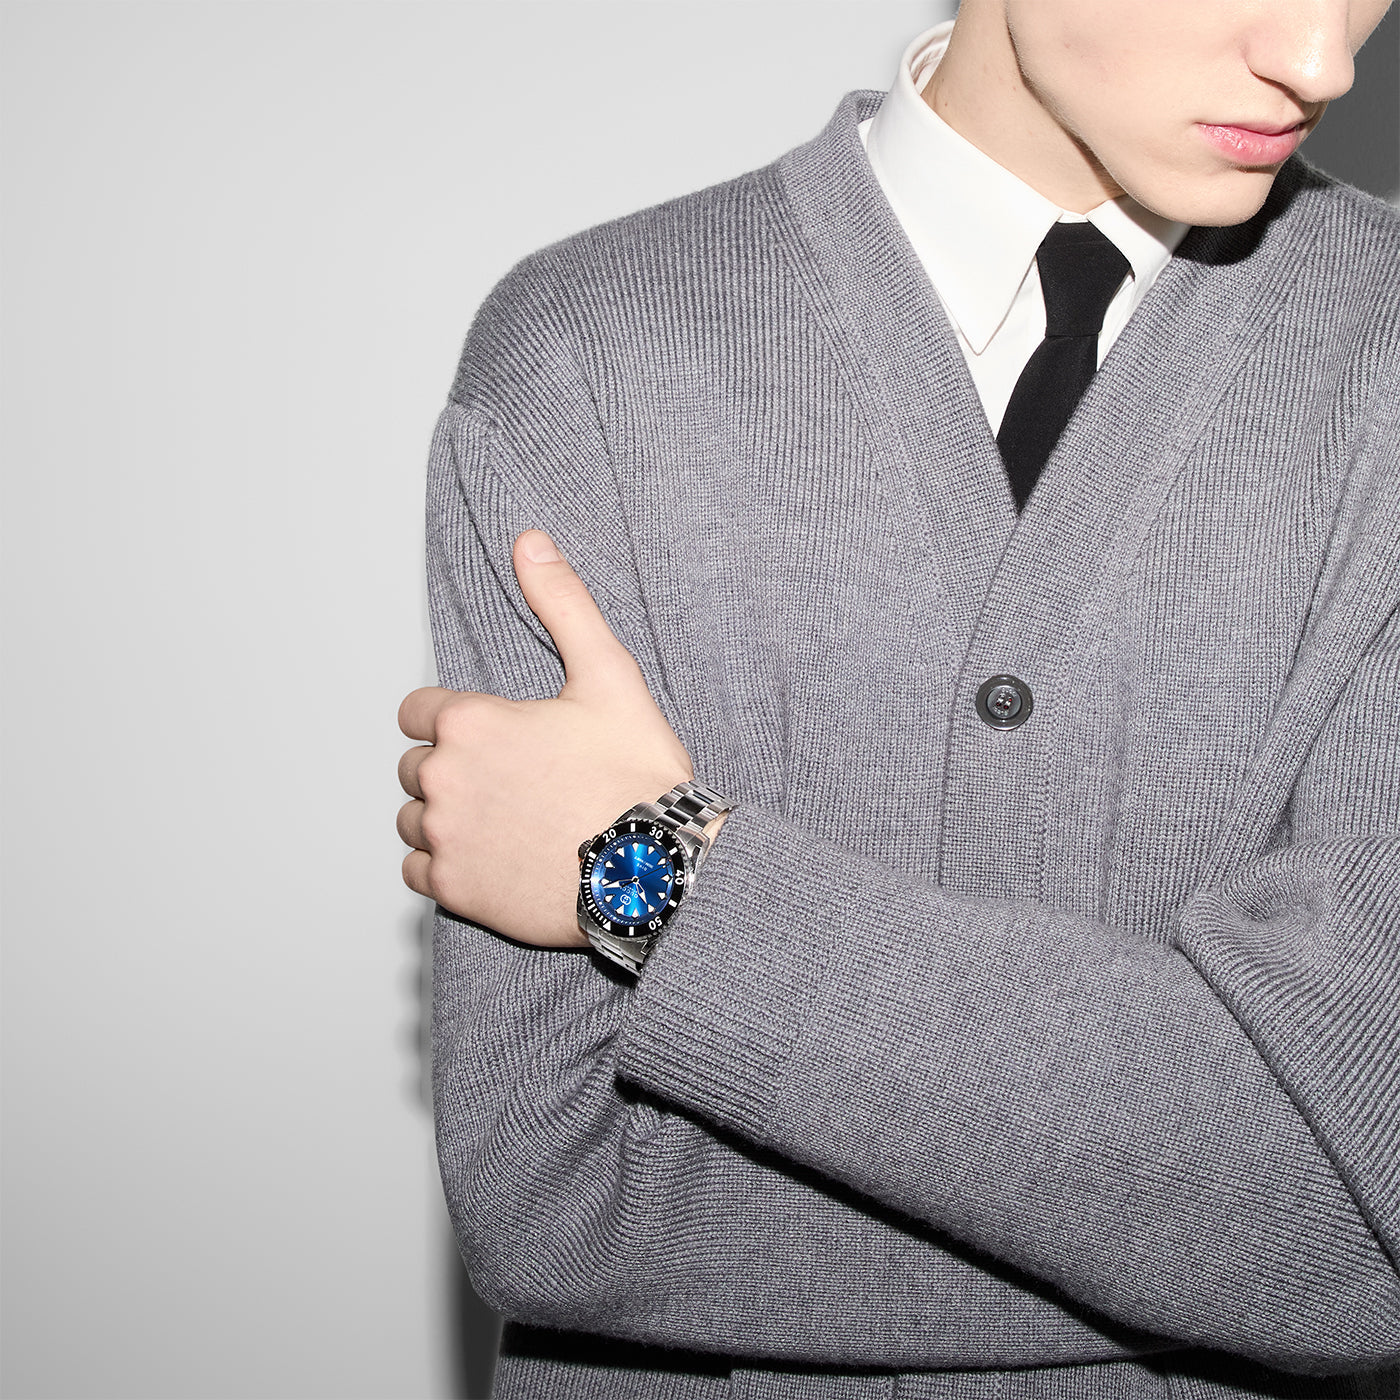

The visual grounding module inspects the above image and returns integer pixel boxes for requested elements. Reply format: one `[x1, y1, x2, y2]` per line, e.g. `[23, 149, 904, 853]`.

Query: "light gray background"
[1, 4, 1395, 1399]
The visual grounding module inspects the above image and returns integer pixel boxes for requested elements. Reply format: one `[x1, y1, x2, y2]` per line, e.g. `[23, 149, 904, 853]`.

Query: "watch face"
[580, 820, 688, 935]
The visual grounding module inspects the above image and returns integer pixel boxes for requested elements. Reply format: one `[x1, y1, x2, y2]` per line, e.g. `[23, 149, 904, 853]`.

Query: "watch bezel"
[578, 816, 693, 941]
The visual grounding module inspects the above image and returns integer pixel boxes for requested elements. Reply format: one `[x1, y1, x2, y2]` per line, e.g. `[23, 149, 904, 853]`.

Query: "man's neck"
[921, 4, 1123, 214]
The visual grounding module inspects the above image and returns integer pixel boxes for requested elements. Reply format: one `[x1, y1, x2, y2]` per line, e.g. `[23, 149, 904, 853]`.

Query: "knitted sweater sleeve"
[617, 611, 1400, 1376]
[425, 397, 1163, 1372]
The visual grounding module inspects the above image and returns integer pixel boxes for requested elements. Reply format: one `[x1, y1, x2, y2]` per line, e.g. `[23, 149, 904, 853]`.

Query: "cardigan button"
[976, 675, 1033, 729]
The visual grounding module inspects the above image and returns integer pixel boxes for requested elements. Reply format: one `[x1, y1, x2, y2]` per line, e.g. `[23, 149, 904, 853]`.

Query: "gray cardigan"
[427, 91, 1400, 1399]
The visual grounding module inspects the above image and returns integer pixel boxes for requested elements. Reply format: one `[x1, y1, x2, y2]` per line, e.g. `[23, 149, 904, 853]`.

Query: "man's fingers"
[397, 799, 426, 852]
[398, 686, 457, 742]
[513, 530, 645, 695]
[397, 744, 433, 799]
[402, 848, 433, 900]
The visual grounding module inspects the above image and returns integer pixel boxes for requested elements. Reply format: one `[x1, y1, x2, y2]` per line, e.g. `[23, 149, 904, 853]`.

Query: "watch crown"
[577, 839, 590, 861]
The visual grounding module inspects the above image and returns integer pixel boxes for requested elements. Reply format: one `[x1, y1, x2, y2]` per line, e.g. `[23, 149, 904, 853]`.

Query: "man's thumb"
[513, 530, 646, 696]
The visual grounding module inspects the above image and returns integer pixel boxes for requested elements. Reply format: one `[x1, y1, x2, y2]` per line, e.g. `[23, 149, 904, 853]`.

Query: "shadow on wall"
[449, 1244, 504, 1400]
[410, 905, 503, 1400]
[1305, 3, 1399, 200]
[424, 14, 1399, 1400]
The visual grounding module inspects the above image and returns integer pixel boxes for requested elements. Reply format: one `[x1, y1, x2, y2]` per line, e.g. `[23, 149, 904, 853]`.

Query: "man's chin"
[1124, 166, 1284, 229]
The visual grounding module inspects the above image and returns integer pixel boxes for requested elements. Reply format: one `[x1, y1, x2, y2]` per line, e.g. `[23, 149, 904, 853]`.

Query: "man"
[397, 1, 1400, 1395]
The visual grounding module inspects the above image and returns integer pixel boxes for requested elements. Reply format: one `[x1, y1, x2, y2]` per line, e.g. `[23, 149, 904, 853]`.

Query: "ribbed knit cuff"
[615, 804, 848, 1140]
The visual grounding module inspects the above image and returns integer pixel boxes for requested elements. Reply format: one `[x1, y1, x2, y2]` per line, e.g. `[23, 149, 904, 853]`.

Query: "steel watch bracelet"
[651, 779, 733, 854]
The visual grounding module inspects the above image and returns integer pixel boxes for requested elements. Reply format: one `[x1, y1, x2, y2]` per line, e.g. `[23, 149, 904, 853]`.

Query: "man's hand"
[396, 529, 694, 947]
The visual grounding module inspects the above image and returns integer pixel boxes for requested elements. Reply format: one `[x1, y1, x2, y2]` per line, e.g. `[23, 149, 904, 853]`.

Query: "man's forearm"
[434, 904, 1176, 1368]
[616, 804, 1400, 1374]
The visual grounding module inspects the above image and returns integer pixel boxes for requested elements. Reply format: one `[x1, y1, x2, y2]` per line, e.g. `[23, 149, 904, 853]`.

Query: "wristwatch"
[577, 779, 735, 975]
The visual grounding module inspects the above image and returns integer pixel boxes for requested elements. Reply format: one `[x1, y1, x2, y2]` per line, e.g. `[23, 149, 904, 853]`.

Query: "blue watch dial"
[589, 834, 677, 928]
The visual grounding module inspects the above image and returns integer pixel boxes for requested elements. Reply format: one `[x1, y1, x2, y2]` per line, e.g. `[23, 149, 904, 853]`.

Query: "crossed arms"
[399, 273, 1400, 1378]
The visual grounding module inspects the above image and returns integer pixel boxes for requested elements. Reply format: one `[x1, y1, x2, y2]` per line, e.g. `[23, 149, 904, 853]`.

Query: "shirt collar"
[863, 23, 1189, 354]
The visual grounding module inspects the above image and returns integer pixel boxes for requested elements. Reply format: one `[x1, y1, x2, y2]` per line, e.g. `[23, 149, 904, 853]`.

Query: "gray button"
[976, 674, 1033, 729]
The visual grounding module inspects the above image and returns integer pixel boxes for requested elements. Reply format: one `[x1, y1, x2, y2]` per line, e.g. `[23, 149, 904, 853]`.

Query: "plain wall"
[1, 4, 1395, 1399]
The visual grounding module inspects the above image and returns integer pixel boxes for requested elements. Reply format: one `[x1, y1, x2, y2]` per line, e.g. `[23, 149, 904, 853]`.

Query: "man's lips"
[1198, 120, 1308, 165]
[1227, 119, 1306, 136]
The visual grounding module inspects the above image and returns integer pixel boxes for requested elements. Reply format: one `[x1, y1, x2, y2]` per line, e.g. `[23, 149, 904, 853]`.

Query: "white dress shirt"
[860, 23, 1189, 435]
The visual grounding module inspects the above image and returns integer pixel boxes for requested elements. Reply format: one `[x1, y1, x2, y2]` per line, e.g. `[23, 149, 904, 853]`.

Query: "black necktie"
[995, 222, 1131, 511]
